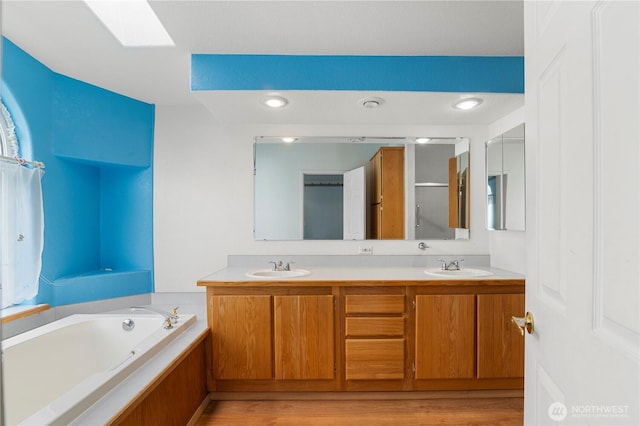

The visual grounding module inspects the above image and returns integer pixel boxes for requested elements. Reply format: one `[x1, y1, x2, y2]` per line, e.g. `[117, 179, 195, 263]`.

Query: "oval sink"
[246, 269, 311, 279]
[424, 268, 493, 278]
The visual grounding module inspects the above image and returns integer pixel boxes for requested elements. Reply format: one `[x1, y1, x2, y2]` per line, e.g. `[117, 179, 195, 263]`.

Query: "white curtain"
[0, 161, 44, 308]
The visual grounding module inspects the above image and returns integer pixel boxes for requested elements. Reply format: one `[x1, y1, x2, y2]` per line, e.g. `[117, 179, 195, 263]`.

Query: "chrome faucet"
[130, 306, 179, 329]
[437, 258, 464, 271]
[269, 260, 295, 271]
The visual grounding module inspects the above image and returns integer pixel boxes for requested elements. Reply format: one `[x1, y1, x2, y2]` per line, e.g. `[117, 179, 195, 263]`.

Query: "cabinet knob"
[511, 311, 534, 336]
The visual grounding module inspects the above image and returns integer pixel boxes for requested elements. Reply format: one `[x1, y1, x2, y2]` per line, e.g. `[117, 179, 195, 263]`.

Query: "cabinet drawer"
[346, 317, 404, 337]
[345, 339, 405, 380]
[345, 295, 404, 314]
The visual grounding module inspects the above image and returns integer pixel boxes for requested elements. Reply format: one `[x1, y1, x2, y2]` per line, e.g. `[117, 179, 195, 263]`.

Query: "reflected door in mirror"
[369, 147, 404, 239]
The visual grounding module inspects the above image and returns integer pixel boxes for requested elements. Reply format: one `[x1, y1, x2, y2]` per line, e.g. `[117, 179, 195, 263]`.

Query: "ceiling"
[2, 1, 524, 125]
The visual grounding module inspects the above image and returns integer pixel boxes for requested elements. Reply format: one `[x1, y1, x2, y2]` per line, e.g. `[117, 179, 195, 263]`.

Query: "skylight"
[84, 0, 174, 47]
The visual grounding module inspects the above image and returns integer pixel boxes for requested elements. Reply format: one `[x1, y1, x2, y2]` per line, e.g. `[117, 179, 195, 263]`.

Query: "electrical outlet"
[358, 246, 373, 255]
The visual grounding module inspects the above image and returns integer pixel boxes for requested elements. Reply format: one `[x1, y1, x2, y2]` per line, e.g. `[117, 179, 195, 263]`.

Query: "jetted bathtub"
[2, 311, 196, 425]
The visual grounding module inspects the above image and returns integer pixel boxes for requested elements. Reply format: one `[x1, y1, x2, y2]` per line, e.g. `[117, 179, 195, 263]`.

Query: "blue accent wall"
[192, 55, 524, 93]
[1, 38, 154, 307]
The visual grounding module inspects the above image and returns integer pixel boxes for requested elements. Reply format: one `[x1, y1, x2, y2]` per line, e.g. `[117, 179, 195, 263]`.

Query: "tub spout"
[130, 306, 179, 329]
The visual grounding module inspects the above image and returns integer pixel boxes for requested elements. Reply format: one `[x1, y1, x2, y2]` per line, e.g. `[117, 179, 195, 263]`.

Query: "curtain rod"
[0, 155, 45, 169]
[304, 182, 343, 187]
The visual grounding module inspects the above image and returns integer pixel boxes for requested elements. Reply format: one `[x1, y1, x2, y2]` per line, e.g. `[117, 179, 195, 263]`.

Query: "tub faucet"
[130, 306, 179, 329]
[269, 260, 294, 271]
[437, 258, 464, 271]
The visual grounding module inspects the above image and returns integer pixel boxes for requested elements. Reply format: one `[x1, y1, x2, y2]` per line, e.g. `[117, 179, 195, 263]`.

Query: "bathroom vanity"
[198, 267, 524, 393]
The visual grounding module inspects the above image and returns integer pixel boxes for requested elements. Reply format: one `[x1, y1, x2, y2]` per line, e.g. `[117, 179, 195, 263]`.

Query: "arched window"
[0, 100, 19, 157]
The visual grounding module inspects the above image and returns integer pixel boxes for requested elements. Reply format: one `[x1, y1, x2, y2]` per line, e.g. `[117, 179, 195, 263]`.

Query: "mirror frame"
[253, 136, 471, 241]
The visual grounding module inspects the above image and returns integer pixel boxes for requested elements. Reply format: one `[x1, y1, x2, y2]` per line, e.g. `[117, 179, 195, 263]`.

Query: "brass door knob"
[511, 312, 534, 336]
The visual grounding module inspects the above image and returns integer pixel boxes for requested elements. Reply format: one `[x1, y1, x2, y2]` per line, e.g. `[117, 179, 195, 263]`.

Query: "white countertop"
[199, 265, 525, 284]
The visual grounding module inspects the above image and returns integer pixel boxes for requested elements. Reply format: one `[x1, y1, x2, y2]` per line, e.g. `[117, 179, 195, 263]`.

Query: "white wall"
[153, 104, 494, 292]
[487, 106, 526, 274]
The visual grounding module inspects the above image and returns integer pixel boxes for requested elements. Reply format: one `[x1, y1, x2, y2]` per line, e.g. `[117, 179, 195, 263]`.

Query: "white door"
[343, 166, 365, 240]
[524, 1, 639, 425]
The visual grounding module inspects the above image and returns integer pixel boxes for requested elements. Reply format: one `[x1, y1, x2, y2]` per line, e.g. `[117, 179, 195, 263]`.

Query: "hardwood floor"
[195, 394, 523, 425]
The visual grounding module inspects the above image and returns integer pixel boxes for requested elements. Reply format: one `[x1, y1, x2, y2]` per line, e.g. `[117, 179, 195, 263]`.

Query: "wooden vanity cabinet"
[203, 281, 524, 392]
[412, 288, 524, 390]
[209, 291, 336, 390]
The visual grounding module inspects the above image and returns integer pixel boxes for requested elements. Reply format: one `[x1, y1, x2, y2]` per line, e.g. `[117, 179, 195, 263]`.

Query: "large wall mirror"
[486, 123, 525, 231]
[254, 136, 470, 241]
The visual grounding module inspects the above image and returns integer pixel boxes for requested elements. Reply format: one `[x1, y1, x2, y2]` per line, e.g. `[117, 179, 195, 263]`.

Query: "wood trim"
[186, 395, 211, 426]
[209, 389, 524, 401]
[211, 380, 337, 392]
[109, 329, 210, 425]
[1, 304, 50, 323]
[412, 378, 524, 391]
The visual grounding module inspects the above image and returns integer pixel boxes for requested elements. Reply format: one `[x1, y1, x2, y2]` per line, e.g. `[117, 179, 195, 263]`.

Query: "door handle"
[511, 312, 534, 336]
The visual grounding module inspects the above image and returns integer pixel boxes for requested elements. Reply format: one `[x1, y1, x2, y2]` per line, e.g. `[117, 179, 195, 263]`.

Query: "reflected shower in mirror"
[486, 123, 525, 231]
[254, 136, 470, 241]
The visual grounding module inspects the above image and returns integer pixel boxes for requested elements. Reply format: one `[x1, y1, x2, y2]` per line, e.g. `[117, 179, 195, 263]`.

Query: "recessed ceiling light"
[454, 98, 483, 110]
[416, 138, 430, 144]
[84, 0, 174, 47]
[263, 96, 288, 108]
[359, 97, 384, 109]
[282, 137, 296, 143]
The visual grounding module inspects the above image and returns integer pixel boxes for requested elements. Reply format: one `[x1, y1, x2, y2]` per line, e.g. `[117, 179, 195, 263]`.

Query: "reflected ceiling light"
[415, 138, 430, 144]
[454, 97, 483, 110]
[360, 97, 384, 109]
[263, 96, 288, 108]
[282, 137, 296, 143]
[84, 0, 175, 47]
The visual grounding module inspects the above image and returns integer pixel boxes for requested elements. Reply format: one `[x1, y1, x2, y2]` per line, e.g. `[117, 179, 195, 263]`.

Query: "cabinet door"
[211, 295, 272, 380]
[370, 151, 383, 204]
[477, 293, 524, 378]
[379, 147, 405, 239]
[274, 295, 334, 380]
[370, 204, 382, 239]
[415, 294, 475, 379]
